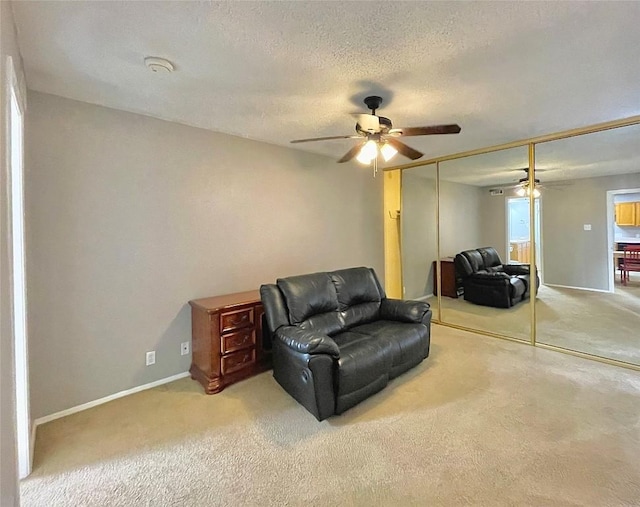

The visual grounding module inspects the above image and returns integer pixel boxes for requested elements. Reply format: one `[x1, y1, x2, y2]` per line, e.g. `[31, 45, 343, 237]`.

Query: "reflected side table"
[432, 258, 462, 298]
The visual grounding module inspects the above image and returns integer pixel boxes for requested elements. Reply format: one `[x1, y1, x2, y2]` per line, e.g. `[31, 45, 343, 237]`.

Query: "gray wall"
[25, 92, 384, 419]
[478, 173, 640, 290]
[542, 173, 640, 290]
[402, 169, 437, 299]
[1, 0, 25, 503]
[401, 174, 482, 299]
[439, 180, 483, 258]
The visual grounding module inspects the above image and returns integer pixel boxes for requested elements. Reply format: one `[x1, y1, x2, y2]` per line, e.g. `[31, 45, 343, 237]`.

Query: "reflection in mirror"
[535, 124, 640, 365]
[401, 164, 438, 319]
[437, 147, 532, 341]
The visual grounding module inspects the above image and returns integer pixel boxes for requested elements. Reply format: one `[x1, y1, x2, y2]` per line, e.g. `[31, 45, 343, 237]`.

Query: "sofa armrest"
[274, 326, 340, 358]
[380, 299, 431, 325]
[502, 264, 530, 276]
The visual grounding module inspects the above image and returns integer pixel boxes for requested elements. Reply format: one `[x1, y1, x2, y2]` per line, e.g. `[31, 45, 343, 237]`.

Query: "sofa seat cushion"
[350, 321, 428, 369]
[333, 332, 393, 396]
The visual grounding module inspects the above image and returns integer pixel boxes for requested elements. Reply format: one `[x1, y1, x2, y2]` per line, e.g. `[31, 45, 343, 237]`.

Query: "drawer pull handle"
[231, 314, 248, 325]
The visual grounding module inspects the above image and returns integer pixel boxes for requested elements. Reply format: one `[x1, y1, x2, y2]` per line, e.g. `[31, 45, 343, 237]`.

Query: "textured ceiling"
[12, 1, 640, 170]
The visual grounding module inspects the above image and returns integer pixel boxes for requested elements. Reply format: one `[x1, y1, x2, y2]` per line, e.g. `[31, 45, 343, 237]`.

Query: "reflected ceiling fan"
[290, 96, 461, 164]
[514, 168, 541, 197]
[498, 168, 568, 197]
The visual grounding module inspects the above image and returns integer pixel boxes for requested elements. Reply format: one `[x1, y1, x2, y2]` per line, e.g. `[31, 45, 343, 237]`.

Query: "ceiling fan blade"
[389, 124, 461, 137]
[352, 114, 380, 133]
[337, 142, 366, 163]
[291, 135, 362, 144]
[385, 138, 424, 161]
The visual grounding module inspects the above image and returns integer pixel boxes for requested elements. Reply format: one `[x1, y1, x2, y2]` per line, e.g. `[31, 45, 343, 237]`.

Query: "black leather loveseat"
[454, 247, 537, 309]
[260, 267, 431, 421]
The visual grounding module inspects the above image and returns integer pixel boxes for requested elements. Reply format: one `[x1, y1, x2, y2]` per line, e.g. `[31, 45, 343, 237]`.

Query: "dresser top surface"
[189, 290, 261, 313]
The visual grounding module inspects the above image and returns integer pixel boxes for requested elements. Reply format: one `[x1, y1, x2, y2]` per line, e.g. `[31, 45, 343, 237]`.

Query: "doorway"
[8, 57, 31, 478]
[607, 188, 640, 292]
[507, 197, 541, 274]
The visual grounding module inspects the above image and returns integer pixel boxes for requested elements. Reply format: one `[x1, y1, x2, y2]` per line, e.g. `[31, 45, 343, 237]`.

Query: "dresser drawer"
[221, 348, 256, 375]
[219, 308, 254, 334]
[221, 329, 255, 354]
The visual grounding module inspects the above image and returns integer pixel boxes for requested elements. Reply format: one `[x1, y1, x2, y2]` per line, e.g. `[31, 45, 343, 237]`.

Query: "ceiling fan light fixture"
[380, 142, 398, 162]
[356, 140, 378, 164]
[516, 182, 541, 197]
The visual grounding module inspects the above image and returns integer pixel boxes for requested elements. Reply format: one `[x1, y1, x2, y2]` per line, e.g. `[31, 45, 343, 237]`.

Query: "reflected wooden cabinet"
[615, 202, 640, 226]
[189, 290, 271, 394]
[433, 258, 461, 298]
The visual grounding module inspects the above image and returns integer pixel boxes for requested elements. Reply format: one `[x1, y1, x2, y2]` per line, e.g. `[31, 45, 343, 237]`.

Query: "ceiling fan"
[513, 167, 542, 197]
[290, 96, 462, 164]
[498, 168, 568, 197]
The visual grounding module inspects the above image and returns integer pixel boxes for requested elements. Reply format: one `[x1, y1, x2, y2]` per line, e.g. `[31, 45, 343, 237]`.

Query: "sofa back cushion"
[277, 271, 340, 326]
[331, 267, 383, 328]
[478, 247, 503, 269]
[456, 249, 485, 278]
[259, 284, 290, 334]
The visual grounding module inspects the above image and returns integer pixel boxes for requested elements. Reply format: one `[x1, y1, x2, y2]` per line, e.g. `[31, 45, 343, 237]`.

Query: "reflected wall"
[535, 124, 640, 365]
[437, 147, 531, 341]
[401, 165, 437, 315]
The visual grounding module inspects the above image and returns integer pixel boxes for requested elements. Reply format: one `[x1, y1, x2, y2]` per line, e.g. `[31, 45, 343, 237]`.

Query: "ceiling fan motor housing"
[363, 95, 383, 112]
[355, 116, 392, 135]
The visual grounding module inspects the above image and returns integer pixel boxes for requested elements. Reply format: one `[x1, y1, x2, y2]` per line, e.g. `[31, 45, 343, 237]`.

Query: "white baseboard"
[544, 283, 611, 294]
[34, 371, 190, 426]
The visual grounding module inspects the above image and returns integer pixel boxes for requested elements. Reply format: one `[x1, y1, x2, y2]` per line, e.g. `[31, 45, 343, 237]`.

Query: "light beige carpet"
[21, 326, 640, 506]
[430, 275, 640, 364]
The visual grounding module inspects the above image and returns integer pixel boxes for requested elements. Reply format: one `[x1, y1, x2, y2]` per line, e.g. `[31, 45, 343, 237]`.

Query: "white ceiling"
[11, 1, 640, 168]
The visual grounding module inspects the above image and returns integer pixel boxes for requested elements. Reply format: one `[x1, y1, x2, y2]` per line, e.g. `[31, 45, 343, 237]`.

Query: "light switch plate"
[584, 224, 592, 231]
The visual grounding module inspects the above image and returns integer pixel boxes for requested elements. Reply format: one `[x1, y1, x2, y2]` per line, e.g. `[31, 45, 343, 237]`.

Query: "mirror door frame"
[384, 114, 640, 372]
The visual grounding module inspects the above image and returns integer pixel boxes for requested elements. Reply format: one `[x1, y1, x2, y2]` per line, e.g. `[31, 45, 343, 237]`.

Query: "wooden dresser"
[433, 258, 461, 298]
[189, 290, 271, 394]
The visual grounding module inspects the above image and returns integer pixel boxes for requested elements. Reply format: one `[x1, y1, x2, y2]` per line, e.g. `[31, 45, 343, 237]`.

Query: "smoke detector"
[144, 57, 174, 74]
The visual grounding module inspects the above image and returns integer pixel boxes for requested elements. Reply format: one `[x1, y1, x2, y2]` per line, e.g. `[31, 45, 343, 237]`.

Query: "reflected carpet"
[430, 275, 640, 364]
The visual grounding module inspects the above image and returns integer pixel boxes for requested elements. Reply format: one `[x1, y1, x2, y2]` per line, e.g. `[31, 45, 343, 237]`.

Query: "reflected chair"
[454, 247, 539, 308]
[621, 245, 640, 285]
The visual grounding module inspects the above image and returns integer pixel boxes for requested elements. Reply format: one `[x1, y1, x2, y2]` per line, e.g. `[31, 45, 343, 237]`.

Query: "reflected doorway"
[607, 188, 640, 292]
[507, 197, 541, 277]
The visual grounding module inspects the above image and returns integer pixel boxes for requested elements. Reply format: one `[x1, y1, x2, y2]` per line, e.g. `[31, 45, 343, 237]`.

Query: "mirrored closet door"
[535, 123, 640, 365]
[435, 147, 531, 342]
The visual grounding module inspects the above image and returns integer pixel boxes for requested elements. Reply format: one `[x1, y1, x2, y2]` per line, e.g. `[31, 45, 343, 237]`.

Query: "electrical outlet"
[146, 351, 156, 366]
[181, 342, 190, 356]
[584, 224, 592, 231]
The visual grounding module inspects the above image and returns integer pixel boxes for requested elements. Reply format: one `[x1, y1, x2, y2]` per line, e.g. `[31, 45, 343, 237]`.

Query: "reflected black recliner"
[454, 247, 538, 308]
